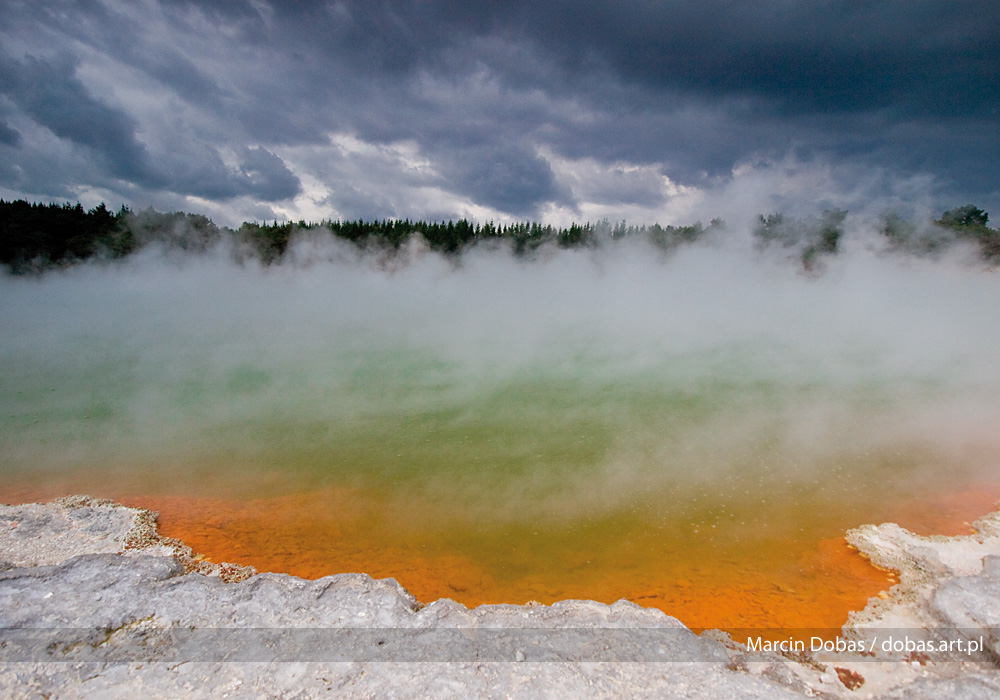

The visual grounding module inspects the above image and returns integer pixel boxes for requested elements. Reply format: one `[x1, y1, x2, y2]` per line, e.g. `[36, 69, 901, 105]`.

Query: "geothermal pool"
[2, 237, 1000, 633]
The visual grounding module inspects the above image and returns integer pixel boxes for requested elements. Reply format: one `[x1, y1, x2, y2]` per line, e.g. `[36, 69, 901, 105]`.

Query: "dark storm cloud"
[23, 0, 226, 109]
[142, 144, 301, 202]
[308, 1, 999, 184]
[0, 33, 301, 203]
[0, 121, 20, 147]
[242, 1, 1000, 118]
[307, 0, 1000, 188]
[503, 1, 1000, 117]
[237, 147, 302, 201]
[444, 144, 564, 216]
[0, 0, 997, 221]
[0, 52, 162, 187]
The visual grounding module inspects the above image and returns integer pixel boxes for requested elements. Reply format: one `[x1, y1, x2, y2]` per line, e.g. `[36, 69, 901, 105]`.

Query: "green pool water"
[2, 244, 999, 625]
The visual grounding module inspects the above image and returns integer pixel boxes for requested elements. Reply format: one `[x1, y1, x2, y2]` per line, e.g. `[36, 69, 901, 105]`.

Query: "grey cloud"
[23, 0, 226, 109]
[225, 1, 1000, 120]
[0, 121, 20, 147]
[577, 167, 667, 209]
[443, 144, 564, 217]
[0, 137, 107, 203]
[237, 146, 301, 201]
[160, 155, 243, 200]
[321, 183, 385, 222]
[220, 0, 999, 194]
[159, 0, 270, 23]
[298, 137, 453, 221]
[0, 52, 163, 187]
[489, 1, 1000, 117]
[118, 43, 224, 110]
[148, 142, 300, 202]
[0, 0, 997, 221]
[319, 184, 460, 225]
[0, 37, 300, 203]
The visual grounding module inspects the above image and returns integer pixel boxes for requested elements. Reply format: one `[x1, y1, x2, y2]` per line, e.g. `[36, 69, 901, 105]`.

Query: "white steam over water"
[2, 223, 1000, 544]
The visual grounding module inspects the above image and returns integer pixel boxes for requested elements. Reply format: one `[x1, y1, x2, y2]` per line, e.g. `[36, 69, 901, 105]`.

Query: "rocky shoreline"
[2, 496, 1000, 699]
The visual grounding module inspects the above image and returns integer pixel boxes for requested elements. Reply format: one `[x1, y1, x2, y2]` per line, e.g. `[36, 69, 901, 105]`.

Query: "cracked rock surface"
[3, 496, 1000, 698]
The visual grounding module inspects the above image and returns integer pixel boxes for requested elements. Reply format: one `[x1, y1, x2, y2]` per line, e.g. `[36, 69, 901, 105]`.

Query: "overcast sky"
[1, 0, 997, 227]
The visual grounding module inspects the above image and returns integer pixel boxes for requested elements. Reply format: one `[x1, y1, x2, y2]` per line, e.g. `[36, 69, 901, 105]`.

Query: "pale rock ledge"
[2, 496, 1000, 699]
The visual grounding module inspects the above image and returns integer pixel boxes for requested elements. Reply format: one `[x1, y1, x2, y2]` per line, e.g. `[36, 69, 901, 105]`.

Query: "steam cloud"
[1, 215, 999, 540]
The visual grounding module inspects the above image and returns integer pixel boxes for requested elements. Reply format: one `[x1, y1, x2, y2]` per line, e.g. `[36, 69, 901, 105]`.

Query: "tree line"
[1, 199, 996, 274]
